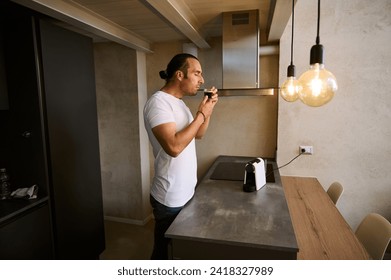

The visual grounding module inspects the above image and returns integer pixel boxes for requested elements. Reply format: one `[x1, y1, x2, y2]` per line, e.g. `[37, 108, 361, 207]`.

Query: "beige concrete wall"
[136, 51, 152, 222]
[278, 0, 391, 228]
[94, 42, 151, 224]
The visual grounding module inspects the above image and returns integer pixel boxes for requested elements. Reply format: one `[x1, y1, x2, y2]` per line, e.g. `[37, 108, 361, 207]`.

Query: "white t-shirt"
[143, 91, 197, 207]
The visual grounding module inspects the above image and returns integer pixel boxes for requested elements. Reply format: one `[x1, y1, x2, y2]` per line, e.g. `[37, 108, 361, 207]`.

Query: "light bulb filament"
[281, 76, 301, 102]
[310, 78, 322, 96]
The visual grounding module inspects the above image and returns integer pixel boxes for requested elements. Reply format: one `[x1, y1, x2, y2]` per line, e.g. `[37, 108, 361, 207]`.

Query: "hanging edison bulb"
[299, 45, 338, 107]
[298, 0, 338, 107]
[280, 0, 301, 103]
[281, 65, 301, 102]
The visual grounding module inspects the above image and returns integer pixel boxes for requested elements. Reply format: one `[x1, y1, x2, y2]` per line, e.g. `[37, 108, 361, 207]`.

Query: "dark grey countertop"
[165, 155, 298, 253]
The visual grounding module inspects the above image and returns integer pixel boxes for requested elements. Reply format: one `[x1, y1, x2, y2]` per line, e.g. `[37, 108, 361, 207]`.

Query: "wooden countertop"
[282, 176, 370, 260]
[166, 155, 298, 256]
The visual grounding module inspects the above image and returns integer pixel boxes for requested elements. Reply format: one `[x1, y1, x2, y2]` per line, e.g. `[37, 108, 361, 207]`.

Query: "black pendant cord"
[289, 0, 294, 66]
[310, 0, 324, 65]
[316, 0, 320, 45]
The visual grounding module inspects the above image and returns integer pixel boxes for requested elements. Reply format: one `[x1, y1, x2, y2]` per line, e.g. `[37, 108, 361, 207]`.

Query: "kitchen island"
[165, 155, 298, 259]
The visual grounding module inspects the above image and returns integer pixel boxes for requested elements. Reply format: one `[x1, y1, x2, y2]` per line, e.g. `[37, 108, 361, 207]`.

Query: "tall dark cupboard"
[0, 1, 105, 259]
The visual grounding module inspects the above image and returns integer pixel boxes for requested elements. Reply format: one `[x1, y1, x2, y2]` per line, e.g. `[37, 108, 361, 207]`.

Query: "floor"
[99, 219, 154, 260]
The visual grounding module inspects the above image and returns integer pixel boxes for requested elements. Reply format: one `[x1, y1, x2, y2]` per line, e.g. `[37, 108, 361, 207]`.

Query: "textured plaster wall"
[278, 0, 391, 228]
[94, 42, 151, 224]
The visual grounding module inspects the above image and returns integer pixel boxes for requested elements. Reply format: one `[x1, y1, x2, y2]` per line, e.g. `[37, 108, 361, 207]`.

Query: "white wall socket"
[299, 145, 313, 155]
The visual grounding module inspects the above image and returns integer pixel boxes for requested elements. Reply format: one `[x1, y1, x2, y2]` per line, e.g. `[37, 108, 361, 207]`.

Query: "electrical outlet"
[299, 145, 313, 155]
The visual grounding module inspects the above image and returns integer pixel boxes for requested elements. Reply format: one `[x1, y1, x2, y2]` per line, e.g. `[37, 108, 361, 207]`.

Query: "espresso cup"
[204, 90, 213, 99]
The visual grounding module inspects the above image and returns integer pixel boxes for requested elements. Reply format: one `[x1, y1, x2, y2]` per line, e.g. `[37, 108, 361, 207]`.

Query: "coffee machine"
[243, 158, 266, 192]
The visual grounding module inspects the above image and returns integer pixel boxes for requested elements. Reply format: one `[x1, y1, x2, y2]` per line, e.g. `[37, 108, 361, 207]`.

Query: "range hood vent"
[231, 12, 250, 25]
[222, 10, 259, 89]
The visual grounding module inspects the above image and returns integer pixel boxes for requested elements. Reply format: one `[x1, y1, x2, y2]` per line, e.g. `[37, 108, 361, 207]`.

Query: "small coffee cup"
[204, 90, 213, 99]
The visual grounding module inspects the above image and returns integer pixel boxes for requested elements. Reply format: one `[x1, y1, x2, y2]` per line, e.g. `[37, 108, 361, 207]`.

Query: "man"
[143, 53, 218, 259]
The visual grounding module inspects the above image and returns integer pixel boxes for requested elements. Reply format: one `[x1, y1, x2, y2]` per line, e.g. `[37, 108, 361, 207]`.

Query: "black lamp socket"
[310, 44, 324, 65]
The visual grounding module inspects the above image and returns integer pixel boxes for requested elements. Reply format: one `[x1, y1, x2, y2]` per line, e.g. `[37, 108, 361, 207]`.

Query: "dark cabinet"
[0, 202, 53, 259]
[39, 18, 105, 260]
[0, 1, 105, 259]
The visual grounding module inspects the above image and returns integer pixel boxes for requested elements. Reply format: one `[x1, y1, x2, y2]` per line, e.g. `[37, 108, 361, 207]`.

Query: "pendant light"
[281, 0, 301, 102]
[298, 0, 337, 107]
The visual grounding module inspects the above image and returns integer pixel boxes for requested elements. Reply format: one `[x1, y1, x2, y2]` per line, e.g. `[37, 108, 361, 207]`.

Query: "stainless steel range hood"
[223, 10, 259, 89]
[220, 10, 277, 97]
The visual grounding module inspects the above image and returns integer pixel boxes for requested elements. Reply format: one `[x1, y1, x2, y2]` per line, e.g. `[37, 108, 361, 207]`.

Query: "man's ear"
[176, 70, 184, 81]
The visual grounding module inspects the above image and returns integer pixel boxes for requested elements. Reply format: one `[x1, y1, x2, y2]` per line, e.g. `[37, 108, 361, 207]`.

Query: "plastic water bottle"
[0, 168, 11, 200]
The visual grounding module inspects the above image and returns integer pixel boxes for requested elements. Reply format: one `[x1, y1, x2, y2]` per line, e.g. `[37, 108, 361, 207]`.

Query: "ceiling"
[12, 0, 293, 53]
